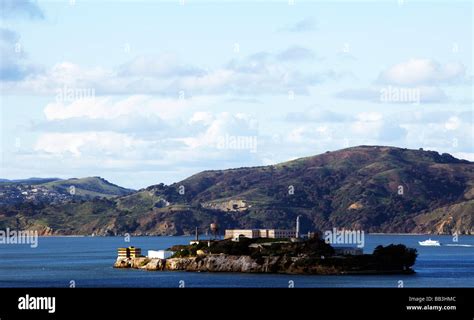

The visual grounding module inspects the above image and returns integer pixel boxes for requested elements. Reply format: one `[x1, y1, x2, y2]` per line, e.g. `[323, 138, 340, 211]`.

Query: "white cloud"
[34, 132, 145, 157]
[445, 116, 461, 130]
[378, 59, 465, 86]
[8, 96, 472, 189]
[118, 54, 205, 77]
[284, 111, 407, 148]
[404, 118, 472, 154]
[6, 61, 112, 94]
[452, 152, 474, 162]
[334, 58, 466, 104]
[172, 69, 235, 93]
[43, 95, 218, 121]
[25, 94, 262, 182]
[287, 107, 474, 151]
[181, 112, 258, 149]
[351, 113, 384, 138]
[3, 48, 330, 96]
[189, 111, 214, 125]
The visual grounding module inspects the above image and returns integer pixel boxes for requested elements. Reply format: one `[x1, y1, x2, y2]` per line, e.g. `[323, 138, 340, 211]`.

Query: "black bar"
[0, 288, 472, 319]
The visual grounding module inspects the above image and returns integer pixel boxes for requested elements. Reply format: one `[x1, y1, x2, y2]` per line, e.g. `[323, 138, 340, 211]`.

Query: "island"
[114, 233, 418, 275]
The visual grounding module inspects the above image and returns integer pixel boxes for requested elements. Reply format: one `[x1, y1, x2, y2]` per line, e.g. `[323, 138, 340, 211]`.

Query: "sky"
[0, 0, 472, 189]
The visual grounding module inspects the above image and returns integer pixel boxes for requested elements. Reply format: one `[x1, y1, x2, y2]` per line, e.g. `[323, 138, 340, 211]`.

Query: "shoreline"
[367, 233, 427, 236]
[35, 233, 473, 237]
[37, 235, 87, 238]
[114, 255, 416, 276]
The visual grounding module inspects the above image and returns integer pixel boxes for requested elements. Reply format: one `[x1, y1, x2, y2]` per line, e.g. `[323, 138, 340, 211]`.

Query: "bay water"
[1, 235, 473, 287]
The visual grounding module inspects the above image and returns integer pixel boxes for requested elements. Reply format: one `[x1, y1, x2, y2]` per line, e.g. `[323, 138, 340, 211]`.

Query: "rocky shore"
[114, 254, 414, 275]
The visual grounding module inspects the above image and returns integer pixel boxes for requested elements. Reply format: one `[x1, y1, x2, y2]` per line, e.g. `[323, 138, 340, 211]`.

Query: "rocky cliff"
[113, 254, 412, 275]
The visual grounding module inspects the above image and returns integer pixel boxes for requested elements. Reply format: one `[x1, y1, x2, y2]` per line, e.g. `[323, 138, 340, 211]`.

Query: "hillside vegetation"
[1, 146, 472, 235]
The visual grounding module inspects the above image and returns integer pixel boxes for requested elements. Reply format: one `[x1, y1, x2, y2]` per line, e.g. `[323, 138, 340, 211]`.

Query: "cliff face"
[114, 255, 339, 274]
[412, 200, 474, 234]
[113, 254, 407, 275]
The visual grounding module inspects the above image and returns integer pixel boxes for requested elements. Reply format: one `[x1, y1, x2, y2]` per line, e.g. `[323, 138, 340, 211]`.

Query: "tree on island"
[373, 244, 418, 271]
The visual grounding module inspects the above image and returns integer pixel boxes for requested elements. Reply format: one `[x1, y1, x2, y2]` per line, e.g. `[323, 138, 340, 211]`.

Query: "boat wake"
[444, 244, 474, 247]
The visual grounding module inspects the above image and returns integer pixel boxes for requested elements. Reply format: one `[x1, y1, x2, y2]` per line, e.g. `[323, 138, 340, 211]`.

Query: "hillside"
[0, 178, 61, 185]
[0, 146, 472, 236]
[41, 177, 134, 198]
[0, 176, 134, 206]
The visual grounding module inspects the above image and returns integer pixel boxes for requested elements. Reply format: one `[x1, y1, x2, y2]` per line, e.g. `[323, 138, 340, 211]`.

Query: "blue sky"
[0, 0, 472, 189]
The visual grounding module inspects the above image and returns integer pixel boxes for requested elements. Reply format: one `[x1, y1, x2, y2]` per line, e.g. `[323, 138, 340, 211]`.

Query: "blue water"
[1, 235, 473, 287]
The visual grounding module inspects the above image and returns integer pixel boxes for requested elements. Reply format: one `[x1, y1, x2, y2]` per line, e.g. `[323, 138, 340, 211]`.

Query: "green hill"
[0, 178, 61, 185]
[1, 146, 472, 236]
[40, 177, 134, 198]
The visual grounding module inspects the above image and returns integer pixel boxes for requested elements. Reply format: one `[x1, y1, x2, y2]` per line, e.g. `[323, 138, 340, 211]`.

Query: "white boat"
[418, 239, 441, 246]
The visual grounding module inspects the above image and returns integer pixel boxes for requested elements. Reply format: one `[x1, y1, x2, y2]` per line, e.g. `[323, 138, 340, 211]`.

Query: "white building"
[147, 250, 175, 259]
[224, 229, 296, 240]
